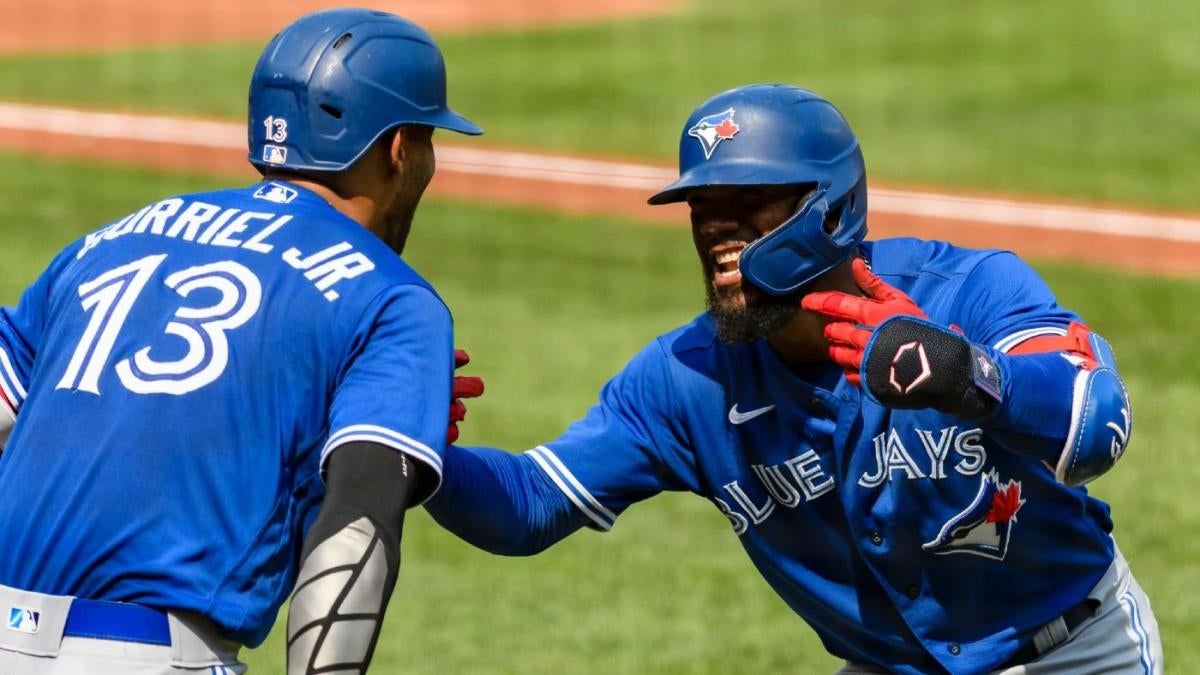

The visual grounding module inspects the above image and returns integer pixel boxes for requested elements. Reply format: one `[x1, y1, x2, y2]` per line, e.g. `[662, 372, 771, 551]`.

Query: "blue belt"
[63, 598, 171, 646]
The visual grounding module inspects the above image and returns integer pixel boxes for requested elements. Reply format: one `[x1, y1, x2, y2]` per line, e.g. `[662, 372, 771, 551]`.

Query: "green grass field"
[0, 151, 1195, 671]
[0, 0, 1197, 670]
[0, 0, 1197, 210]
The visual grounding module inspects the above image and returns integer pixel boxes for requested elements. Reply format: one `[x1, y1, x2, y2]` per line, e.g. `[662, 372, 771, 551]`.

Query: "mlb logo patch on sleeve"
[7, 607, 39, 634]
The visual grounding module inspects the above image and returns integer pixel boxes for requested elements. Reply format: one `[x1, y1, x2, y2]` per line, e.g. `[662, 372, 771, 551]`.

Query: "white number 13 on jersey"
[57, 254, 262, 396]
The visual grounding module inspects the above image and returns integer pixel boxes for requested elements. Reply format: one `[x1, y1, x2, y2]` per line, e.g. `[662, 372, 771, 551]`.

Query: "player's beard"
[704, 272, 801, 344]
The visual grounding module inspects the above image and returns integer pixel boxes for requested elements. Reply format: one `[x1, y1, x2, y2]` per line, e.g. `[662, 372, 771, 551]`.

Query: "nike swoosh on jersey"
[728, 404, 776, 425]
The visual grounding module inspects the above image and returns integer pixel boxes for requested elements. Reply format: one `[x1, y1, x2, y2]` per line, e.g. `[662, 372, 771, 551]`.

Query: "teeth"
[716, 250, 741, 264]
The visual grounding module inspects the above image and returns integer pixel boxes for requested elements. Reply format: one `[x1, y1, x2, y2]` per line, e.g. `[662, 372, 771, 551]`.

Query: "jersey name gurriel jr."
[0, 181, 453, 647]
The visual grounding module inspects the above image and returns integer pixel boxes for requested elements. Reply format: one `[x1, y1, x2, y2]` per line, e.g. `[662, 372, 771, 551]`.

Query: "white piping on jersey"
[993, 326, 1068, 354]
[526, 445, 616, 531]
[320, 425, 442, 503]
[0, 347, 27, 406]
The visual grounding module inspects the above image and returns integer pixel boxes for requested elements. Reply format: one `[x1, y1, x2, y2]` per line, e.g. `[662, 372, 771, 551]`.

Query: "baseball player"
[432, 85, 1162, 673]
[0, 9, 481, 674]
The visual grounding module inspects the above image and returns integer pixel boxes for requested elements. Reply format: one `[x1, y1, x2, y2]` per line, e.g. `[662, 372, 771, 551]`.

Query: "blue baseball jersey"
[0, 181, 453, 647]
[522, 239, 1115, 673]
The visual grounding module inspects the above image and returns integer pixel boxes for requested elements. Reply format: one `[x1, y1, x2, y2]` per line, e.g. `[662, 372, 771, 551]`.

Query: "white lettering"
[953, 428, 987, 475]
[722, 481, 775, 525]
[713, 497, 748, 536]
[307, 253, 375, 291]
[860, 434, 888, 488]
[785, 450, 835, 500]
[196, 208, 240, 245]
[164, 201, 221, 240]
[752, 464, 802, 508]
[241, 215, 291, 254]
[283, 242, 353, 270]
[131, 198, 184, 236]
[916, 427, 956, 479]
[860, 429, 925, 486]
[211, 211, 273, 248]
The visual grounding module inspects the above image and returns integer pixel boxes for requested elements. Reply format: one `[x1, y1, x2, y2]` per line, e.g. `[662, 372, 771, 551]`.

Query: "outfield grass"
[0, 1, 1197, 212]
[0, 151, 1195, 671]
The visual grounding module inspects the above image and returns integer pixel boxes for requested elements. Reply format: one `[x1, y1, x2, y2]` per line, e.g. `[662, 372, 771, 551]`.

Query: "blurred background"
[1, 0, 1197, 671]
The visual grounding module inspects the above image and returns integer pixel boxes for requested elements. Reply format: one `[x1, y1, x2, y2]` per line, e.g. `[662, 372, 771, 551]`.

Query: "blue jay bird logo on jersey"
[688, 108, 740, 159]
[7, 607, 38, 634]
[922, 470, 1025, 560]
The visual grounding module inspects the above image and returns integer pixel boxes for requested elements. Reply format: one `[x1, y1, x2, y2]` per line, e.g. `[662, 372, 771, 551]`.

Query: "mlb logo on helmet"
[688, 108, 740, 159]
[7, 606, 39, 634]
[922, 470, 1025, 560]
[262, 145, 289, 165]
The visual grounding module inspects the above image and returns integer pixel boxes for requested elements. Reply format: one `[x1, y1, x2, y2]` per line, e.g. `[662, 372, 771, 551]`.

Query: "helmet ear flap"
[739, 189, 836, 295]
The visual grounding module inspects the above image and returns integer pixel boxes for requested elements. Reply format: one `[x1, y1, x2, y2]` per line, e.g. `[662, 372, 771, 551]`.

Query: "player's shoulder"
[865, 237, 1029, 284]
[657, 313, 718, 358]
[115, 181, 447, 317]
[623, 314, 729, 386]
[219, 181, 442, 293]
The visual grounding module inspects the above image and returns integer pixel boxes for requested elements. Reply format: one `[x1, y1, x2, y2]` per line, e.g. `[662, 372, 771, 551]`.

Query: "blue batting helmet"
[649, 84, 867, 295]
[247, 8, 482, 173]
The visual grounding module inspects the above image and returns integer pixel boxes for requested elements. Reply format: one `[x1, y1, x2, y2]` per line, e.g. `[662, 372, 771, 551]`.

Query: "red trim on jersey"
[0, 386, 14, 418]
[1007, 321, 1098, 368]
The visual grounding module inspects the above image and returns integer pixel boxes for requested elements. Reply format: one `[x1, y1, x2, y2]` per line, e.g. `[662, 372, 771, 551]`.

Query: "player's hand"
[448, 349, 484, 444]
[800, 258, 927, 386]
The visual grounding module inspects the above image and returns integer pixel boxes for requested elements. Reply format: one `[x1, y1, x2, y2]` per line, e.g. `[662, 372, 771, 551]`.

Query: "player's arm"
[804, 256, 1131, 487]
[286, 441, 422, 675]
[0, 246, 71, 449]
[291, 283, 453, 673]
[427, 339, 698, 553]
[425, 443, 591, 555]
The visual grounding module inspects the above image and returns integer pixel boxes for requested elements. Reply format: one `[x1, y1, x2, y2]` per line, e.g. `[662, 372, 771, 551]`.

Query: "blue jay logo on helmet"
[922, 470, 1025, 560]
[687, 108, 740, 159]
[649, 85, 868, 295]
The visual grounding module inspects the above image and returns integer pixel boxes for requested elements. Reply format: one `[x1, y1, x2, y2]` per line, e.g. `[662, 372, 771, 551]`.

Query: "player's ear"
[386, 127, 406, 176]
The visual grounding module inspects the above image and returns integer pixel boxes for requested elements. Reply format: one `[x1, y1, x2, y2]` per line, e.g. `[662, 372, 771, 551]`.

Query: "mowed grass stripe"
[3, 102, 1200, 247]
[0, 0, 1196, 210]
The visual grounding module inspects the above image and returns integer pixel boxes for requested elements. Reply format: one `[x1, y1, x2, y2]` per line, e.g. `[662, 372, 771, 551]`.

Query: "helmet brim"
[647, 159, 816, 205]
[429, 106, 483, 136]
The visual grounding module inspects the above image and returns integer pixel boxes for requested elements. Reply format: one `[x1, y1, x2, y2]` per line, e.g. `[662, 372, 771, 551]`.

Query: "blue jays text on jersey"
[428, 238, 1129, 674]
[0, 181, 453, 647]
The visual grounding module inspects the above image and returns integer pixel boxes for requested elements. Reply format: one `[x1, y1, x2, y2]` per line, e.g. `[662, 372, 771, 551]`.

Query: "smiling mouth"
[711, 242, 748, 287]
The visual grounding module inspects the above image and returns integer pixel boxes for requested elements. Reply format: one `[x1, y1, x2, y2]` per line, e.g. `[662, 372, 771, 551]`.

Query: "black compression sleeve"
[287, 442, 423, 674]
[305, 441, 419, 556]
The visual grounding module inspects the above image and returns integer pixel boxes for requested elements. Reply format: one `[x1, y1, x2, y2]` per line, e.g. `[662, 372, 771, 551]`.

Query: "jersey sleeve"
[0, 248, 73, 436]
[322, 284, 453, 506]
[525, 338, 699, 531]
[953, 252, 1081, 353]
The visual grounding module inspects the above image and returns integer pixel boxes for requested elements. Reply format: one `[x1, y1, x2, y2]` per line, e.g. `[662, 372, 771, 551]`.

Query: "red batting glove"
[800, 258, 928, 386]
[448, 348, 485, 444]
